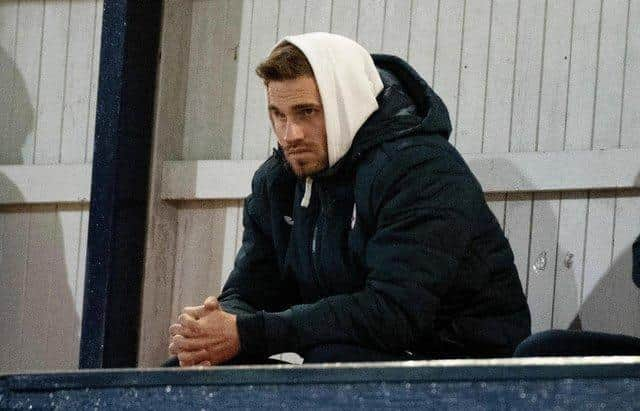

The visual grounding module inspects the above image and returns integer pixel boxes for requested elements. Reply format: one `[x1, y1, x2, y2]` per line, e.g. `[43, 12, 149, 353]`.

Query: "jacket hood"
[351, 54, 452, 157]
[275, 32, 385, 168]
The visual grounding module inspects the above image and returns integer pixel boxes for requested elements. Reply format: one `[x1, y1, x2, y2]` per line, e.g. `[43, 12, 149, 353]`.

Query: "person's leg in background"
[514, 329, 640, 357]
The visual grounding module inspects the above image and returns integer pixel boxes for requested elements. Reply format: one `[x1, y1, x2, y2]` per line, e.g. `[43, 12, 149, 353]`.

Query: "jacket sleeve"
[217, 170, 301, 356]
[235, 150, 481, 358]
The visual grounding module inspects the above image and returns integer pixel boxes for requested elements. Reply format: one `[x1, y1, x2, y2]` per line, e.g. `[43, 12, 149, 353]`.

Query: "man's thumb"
[204, 296, 219, 310]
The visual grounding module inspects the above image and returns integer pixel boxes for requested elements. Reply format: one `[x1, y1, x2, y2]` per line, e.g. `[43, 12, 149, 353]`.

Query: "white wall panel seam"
[57, 0, 72, 164]
[31, 3, 47, 165]
[238, 0, 255, 160]
[302, 0, 308, 32]
[533, 0, 548, 153]
[405, 0, 415, 60]
[17, 207, 32, 366]
[452, 0, 466, 146]
[83, 0, 99, 163]
[617, 0, 632, 148]
[380, 0, 388, 51]
[507, 0, 521, 152]
[431, 0, 441, 86]
[479, 0, 494, 155]
[562, 0, 577, 151]
[589, 0, 604, 151]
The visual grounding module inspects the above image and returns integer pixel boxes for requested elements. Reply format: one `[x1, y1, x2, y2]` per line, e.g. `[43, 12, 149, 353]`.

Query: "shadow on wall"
[485, 159, 639, 339]
[574, 181, 640, 337]
[0, 44, 80, 373]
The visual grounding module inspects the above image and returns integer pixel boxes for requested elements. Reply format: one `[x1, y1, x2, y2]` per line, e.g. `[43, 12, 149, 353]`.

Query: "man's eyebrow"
[268, 103, 321, 111]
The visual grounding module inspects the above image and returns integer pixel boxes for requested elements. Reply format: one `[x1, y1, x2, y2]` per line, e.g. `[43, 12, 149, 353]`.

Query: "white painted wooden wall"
[0, 0, 103, 373]
[140, 0, 640, 366]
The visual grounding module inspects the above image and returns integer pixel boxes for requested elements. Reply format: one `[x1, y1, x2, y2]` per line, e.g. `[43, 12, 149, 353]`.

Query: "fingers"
[203, 296, 220, 311]
[169, 323, 197, 338]
[178, 348, 209, 367]
[178, 313, 200, 333]
[171, 335, 223, 353]
[182, 305, 207, 320]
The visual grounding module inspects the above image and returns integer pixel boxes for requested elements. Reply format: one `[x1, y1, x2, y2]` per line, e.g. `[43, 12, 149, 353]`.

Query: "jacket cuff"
[236, 312, 267, 358]
[236, 310, 296, 358]
[263, 309, 295, 355]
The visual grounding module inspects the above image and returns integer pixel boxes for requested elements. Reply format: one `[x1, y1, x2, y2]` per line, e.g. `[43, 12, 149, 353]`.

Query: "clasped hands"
[168, 296, 240, 367]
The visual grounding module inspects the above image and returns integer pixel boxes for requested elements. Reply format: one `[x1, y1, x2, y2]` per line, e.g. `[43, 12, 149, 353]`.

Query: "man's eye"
[301, 108, 315, 117]
[275, 112, 286, 120]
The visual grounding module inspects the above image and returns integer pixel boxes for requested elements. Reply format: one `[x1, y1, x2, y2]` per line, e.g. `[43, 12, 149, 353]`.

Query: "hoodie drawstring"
[301, 177, 313, 207]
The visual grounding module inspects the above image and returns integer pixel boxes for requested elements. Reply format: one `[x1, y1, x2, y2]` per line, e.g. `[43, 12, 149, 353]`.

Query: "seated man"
[168, 32, 531, 366]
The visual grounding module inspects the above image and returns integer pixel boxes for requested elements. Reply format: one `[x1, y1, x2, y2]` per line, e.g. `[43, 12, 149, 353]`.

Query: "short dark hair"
[255, 41, 314, 85]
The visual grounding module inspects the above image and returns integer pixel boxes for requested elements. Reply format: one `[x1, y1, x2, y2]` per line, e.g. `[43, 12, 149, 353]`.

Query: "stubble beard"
[283, 153, 326, 178]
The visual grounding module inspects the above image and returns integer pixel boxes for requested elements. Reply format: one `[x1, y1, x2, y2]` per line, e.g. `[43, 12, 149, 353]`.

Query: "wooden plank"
[47, 204, 83, 369]
[356, 0, 385, 53]
[0, 164, 91, 204]
[0, 206, 29, 373]
[278, 0, 305, 38]
[218, 0, 246, 297]
[54, 1, 95, 368]
[482, 0, 517, 155]
[221, 202, 242, 290]
[432, 0, 464, 145]
[304, 0, 332, 33]
[330, 0, 359, 39]
[504, 0, 545, 303]
[536, 0, 572, 152]
[504, 192, 532, 297]
[183, 0, 231, 160]
[162, 160, 261, 200]
[222, 0, 254, 297]
[455, 0, 490, 154]
[620, 0, 640, 149]
[74, 207, 90, 350]
[0, 1, 19, 164]
[85, 0, 103, 163]
[481, 0, 518, 228]
[527, 192, 560, 333]
[230, 0, 253, 161]
[407, 0, 438, 84]
[510, 0, 545, 154]
[60, 0, 96, 164]
[578, 190, 640, 337]
[580, 192, 616, 331]
[592, 0, 628, 150]
[564, 0, 600, 151]
[242, 0, 279, 160]
[34, 0, 70, 165]
[580, 0, 629, 334]
[20, 205, 57, 370]
[160, 149, 640, 200]
[137, 0, 192, 367]
[171, 202, 225, 322]
[14, 0, 45, 166]
[552, 192, 588, 329]
[552, 0, 601, 331]
[381, 0, 411, 59]
[527, 0, 573, 333]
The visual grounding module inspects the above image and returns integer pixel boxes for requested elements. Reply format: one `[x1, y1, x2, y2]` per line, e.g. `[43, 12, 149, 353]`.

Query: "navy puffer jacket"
[219, 54, 531, 359]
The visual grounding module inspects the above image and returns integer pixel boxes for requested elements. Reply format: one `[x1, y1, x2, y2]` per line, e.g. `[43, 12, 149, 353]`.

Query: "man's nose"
[284, 121, 304, 143]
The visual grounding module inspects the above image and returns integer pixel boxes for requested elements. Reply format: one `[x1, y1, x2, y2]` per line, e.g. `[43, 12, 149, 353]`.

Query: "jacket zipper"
[310, 185, 324, 289]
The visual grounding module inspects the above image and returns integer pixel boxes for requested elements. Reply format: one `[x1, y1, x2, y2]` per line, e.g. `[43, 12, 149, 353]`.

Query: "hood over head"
[267, 33, 452, 207]
[272, 32, 384, 167]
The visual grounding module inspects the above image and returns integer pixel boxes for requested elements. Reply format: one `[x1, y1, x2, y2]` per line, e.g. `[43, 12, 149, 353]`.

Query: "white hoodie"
[268, 32, 384, 207]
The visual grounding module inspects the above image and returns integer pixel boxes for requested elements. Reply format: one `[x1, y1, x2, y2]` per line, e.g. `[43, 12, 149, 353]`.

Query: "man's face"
[267, 76, 328, 178]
